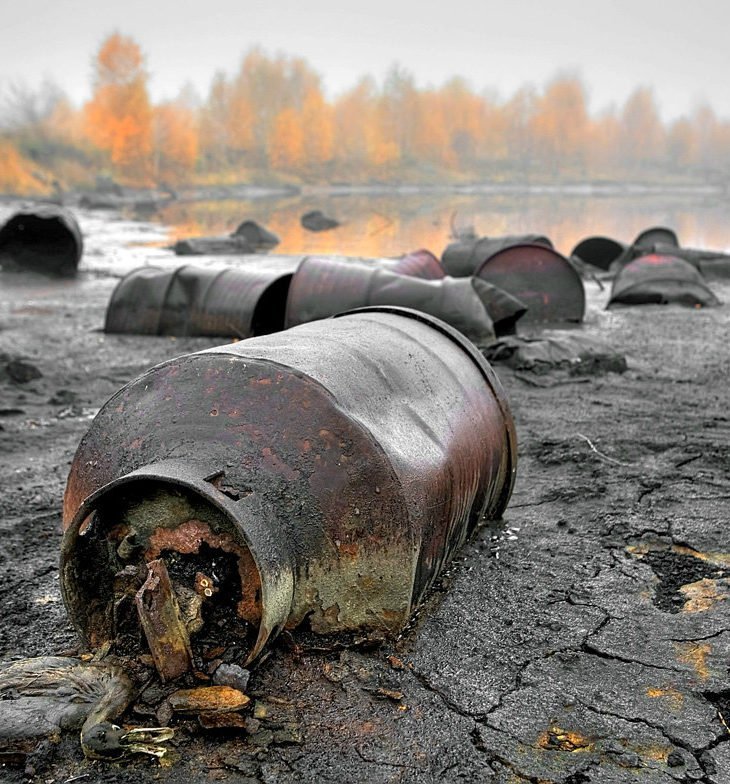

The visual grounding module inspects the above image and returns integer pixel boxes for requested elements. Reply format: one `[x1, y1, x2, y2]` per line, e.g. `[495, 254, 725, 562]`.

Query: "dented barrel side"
[104, 258, 300, 337]
[475, 243, 586, 324]
[62, 308, 516, 664]
[284, 255, 497, 344]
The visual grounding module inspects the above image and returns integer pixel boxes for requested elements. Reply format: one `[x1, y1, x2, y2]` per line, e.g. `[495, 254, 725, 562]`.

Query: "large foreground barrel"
[61, 308, 516, 668]
[0, 205, 82, 276]
[442, 234, 553, 277]
[475, 243, 585, 324]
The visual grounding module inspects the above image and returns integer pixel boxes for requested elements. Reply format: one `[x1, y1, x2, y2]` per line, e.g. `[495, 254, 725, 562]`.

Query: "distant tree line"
[1, 32, 730, 194]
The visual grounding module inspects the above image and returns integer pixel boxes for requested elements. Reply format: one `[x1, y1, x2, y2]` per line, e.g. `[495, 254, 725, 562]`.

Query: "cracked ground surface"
[0, 219, 729, 782]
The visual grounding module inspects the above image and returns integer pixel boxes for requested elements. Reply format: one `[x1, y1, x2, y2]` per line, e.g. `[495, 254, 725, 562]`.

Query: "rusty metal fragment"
[0, 204, 82, 276]
[475, 243, 585, 324]
[441, 234, 553, 277]
[169, 686, 250, 715]
[61, 307, 517, 667]
[608, 254, 721, 308]
[135, 559, 194, 681]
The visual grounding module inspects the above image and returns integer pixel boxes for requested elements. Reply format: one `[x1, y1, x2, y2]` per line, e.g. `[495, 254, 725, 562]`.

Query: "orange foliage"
[269, 108, 305, 170]
[301, 88, 334, 166]
[153, 102, 199, 184]
[0, 140, 47, 195]
[84, 33, 153, 184]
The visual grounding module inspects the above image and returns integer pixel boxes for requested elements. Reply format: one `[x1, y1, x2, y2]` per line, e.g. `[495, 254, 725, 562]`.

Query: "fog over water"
[1, 0, 729, 120]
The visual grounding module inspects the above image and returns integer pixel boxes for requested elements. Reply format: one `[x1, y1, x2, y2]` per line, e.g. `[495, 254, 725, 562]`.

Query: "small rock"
[667, 750, 684, 767]
[48, 389, 78, 405]
[5, 359, 42, 384]
[213, 663, 251, 693]
[249, 729, 274, 748]
[273, 723, 303, 746]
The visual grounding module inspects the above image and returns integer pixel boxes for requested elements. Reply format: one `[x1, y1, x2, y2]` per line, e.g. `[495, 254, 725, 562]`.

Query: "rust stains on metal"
[284, 254, 499, 344]
[474, 243, 586, 324]
[441, 234, 553, 277]
[145, 519, 262, 624]
[62, 307, 517, 666]
[135, 559, 194, 681]
[608, 254, 720, 308]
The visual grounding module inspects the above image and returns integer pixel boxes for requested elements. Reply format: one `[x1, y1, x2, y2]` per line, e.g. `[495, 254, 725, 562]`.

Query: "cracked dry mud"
[1, 244, 729, 783]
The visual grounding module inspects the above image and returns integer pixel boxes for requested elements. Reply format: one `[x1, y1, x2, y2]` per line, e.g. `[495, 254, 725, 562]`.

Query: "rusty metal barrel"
[284, 255, 508, 344]
[0, 204, 82, 276]
[60, 307, 517, 669]
[571, 236, 628, 271]
[104, 258, 300, 337]
[474, 243, 585, 324]
[633, 226, 678, 251]
[608, 254, 721, 308]
[441, 234, 553, 277]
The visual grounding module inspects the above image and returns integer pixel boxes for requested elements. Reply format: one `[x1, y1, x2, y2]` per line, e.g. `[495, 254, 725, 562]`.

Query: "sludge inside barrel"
[61, 307, 516, 673]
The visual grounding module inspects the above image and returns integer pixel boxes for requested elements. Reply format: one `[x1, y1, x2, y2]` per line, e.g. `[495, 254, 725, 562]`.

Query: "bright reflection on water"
[153, 190, 730, 263]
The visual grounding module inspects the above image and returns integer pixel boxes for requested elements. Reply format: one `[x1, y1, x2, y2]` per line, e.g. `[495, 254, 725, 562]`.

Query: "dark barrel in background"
[104, 257, 301, 337]
[571, 236, 628, 270]
[633, 226, 679, 251]
[608, 254, 721, 308]
[441, 234, 553, 277]
[0, 205, 83, 276]
[474, 243, 585, 324]
[104, 251, 445, 338]
[284, 255, 503, 344]
[61, 307, 517, 666]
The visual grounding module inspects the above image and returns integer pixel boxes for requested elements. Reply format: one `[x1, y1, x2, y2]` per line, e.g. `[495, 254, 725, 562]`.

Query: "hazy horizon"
[1, 0, 729, 120]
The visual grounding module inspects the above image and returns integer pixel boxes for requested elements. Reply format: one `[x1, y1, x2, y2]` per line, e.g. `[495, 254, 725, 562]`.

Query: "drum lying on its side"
[474, 243, 585, 325]
[61, 307, 517, 670]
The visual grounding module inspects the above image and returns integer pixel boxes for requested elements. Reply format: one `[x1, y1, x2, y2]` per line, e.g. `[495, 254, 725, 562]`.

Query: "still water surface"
[151, 189, 730, 264]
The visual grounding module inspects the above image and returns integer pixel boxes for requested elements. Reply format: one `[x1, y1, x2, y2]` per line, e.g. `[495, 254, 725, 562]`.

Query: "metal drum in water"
[474, 243, 585, 324]
[61, 307, 517, 669]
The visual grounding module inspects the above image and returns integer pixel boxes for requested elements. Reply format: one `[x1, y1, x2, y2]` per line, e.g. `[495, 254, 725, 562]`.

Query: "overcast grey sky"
[1, 0, 728, 120]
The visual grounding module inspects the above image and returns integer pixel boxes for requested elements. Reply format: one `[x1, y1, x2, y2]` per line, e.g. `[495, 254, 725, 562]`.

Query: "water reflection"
[153, 190, 730, 261]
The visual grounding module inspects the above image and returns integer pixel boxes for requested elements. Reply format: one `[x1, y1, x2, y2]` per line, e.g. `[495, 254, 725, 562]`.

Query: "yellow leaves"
[269, 108, 305, 170]
[153, 103, 199, 184]
[0, 140, 47, 195]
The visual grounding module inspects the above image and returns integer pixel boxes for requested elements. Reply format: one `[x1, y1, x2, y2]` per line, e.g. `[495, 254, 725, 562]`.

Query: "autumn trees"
[2, 32, 730, 195]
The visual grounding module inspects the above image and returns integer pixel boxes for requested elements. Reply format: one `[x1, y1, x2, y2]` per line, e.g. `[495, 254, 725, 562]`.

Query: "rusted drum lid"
[475, 243, 585, 324]
[633, 226, 679, 250]
[609, 254, 721, 308]
[441, 234, 553, 277]
[571, 236, 627, 270]
[389, 249, 444, 279]
[0, 204, 83, 276]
